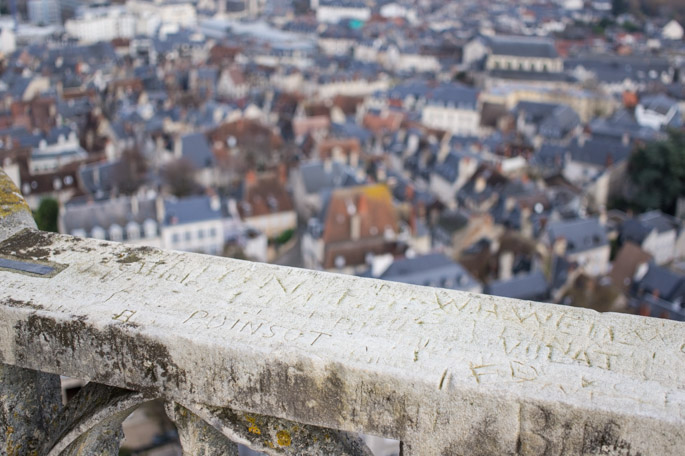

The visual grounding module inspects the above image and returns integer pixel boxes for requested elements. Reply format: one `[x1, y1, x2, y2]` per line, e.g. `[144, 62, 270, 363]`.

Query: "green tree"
[627, 131, 685, 215]
[33, 198, 59, 233]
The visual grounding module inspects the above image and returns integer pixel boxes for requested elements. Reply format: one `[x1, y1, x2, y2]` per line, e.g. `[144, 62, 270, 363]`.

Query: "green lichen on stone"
[0, 172, 30, 219]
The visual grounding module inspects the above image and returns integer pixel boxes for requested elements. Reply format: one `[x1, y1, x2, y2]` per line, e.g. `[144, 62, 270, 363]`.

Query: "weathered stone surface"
[165, 403, 239, 456]
[41, 382, 148, 456]
[184, 402, 374, 455]
[0, 229, 684, 455]
[0, 365, 62, 455]
[1, 170, 64, 456]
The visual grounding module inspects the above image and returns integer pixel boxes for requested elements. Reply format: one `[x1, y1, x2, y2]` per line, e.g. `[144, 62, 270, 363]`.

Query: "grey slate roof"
[487, 35, 558, 59]
[636, 264, 685, 303]
[180, 133, 215, 169]
[62, 197, 159, 239]
[622, 211, 680, 244]
[569, 137, 631, 167]
[299, 161, 361, 194]
[487, 270, 549, 301]
[164, 195, 222, 226]
[547, 218, 607, 255]
[373, 253, 481, 291]
[426, 84, 479, 109]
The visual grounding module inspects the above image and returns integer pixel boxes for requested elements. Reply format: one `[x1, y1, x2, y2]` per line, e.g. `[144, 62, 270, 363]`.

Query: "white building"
[635, 95, 681, 131]
[421, 85, 481, 135]
[623, 211, 682, 266]
[0, 21, 15, 54]
[65, 6, 136, 43]
[30, 130, 87, 174]
[127, 0, 197, 29]
[28, 0, 60, 25]
[547, 218, 611, 277]
[316, 1, 371, 24]
[162, 196, 225, 255]
[662, 20, 684, 41]
[379, 3, 417, 22]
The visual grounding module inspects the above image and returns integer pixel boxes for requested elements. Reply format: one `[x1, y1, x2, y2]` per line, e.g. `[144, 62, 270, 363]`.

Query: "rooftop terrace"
[0, 168, 684, 455]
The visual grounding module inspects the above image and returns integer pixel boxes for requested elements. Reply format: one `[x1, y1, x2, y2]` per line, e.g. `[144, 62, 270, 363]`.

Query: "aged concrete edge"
[2, 306, 682, 428]
[0, 227, 682, 329]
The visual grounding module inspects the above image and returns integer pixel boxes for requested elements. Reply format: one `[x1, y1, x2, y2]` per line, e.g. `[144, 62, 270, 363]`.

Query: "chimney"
[156, 195, 165, 223]
[405, 184, 415, 202]
[498, 251, 514, 281]
[475, 176, 487, 193]
[210, 195, 220, 211]
[131, 194, 139, 216]
[598, 205, 607, 226]
[553, 237, 567, 256]
[245, 169, 257, 187]
[351, 213, 361, 241]
[621, 133, 630, 147]
[278, 163, 288, 186]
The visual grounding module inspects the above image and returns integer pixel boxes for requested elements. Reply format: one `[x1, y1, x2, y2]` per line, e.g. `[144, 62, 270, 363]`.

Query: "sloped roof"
[487, 270, 549, 300]
[180, 133, 215, 169]
[164, 196, 222, 226]
[322, 184, 398, 244]
[547, 217, 608, 254]
[378, 253, 481, 291]
[487, 35, 558, 58]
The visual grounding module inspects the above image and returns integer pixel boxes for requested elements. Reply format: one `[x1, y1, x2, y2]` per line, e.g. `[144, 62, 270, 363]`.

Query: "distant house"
[217, 66, 249, 99]
[176, 132, 217, 187]
[514, 101, 580, 144]
[631, 263, 685, 321]
[546, 218, 610, 276]
[609, 242, 652, 292]
[315, 0, 371, 24]
[61, 195, 163, 248]
[429, 151, 478, 208]
[421, 84, 480, 135]
[635, 95, 681, 131]
[238, 171, 296, 239]
[432, 210, 498, 258]
[30, 127, 87, 175]
[163, 195, 225, 255]
[364, 253, 482, 293]
[621, 211, 682, 266]
[290, 161, 361, 219]
[484, 35, 563, 73]
[563, 137, 631, 187]
[662, 20, 684, 41]
[302, 184, 400, 272]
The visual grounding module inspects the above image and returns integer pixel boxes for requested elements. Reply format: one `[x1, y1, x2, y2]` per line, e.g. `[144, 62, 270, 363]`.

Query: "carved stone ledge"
[0, 226, 684, 453]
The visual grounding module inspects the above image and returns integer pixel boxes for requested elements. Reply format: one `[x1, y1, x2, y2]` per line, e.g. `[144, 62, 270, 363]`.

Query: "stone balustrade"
[1, 168, 684, 455]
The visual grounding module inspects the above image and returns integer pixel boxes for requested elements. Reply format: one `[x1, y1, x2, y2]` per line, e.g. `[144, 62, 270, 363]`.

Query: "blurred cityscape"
[0, 0, 684, 453]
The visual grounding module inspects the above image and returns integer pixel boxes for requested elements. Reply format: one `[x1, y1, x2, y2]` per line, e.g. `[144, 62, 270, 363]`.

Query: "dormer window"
[91, 226, 106, 240]
[143, 219, 157, 238]
[110, 224, 123, 242]
[127, 221, 141, 241]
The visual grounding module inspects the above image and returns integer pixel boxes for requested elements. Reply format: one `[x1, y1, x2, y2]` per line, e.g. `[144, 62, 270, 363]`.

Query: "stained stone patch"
[0, 228, 683, 455]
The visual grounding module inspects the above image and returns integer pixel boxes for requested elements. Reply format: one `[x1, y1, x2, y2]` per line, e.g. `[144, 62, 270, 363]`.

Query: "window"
[172, 233, 180, 244]
[210, 227, 217, 238]
[198, 229, 205, 239]
[185, 231, 192, 241]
